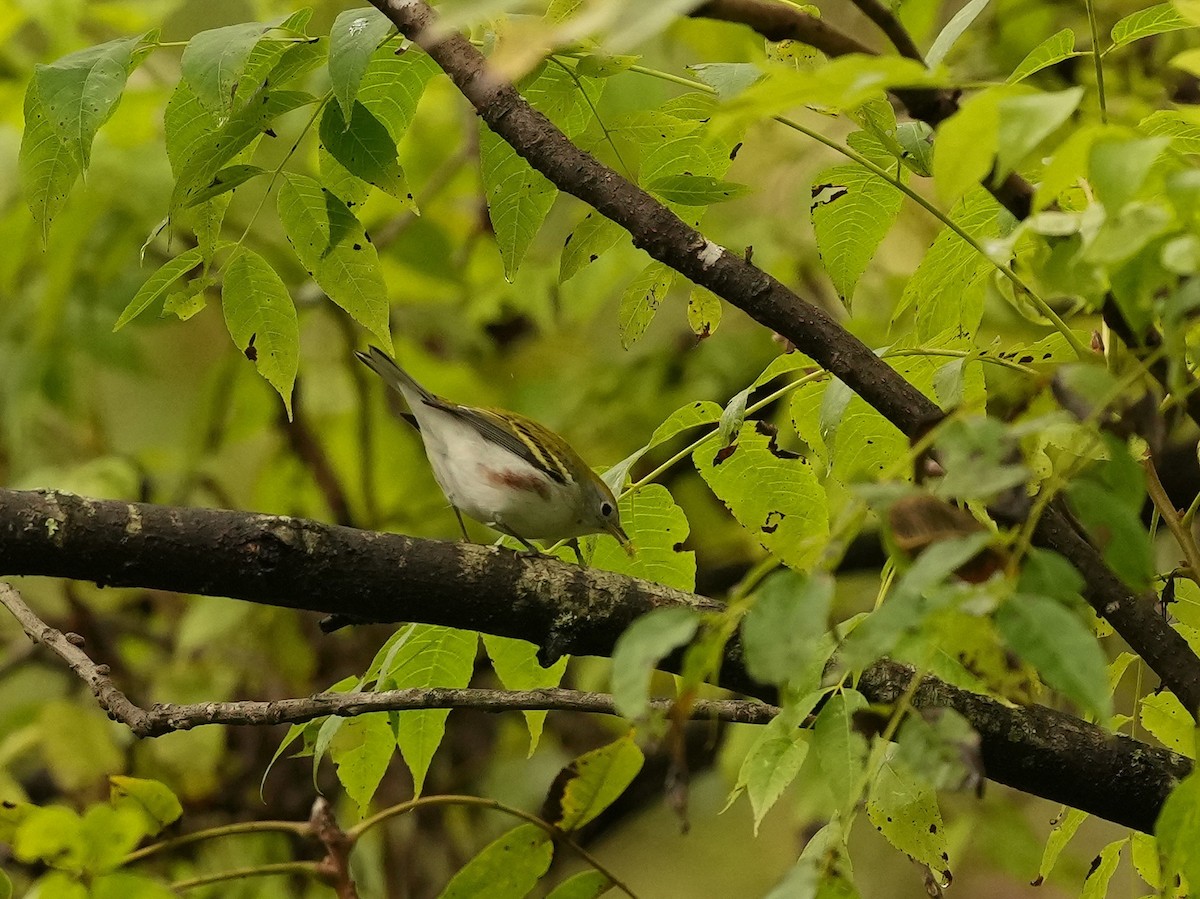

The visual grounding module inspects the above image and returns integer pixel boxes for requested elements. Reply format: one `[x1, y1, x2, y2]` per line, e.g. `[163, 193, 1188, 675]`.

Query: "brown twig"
[845, 0, 925, 61]
[279, 380, 356, 527]
[310, 797, 359, 899]
[1144, 452, 1200, 578]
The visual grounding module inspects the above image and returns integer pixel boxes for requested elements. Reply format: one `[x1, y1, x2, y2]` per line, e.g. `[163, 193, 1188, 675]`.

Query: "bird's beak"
[607, 521, 636, 557]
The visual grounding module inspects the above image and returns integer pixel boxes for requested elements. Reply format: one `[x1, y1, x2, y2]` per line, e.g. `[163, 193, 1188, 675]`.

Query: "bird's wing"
[429, 402, 572, 485]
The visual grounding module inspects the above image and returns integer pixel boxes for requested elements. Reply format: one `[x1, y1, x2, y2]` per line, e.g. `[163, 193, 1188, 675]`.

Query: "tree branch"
[367, 0, 1200, 719]
[844, 0, 925, 61]
[0, 489, 1189, 832]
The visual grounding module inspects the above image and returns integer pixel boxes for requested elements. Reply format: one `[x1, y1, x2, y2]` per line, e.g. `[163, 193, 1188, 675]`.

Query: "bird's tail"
[354, 346, 434, 403]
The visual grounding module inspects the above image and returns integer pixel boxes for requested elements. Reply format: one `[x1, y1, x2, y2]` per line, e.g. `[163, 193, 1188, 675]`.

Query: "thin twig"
[846, 0, 925, 60]
[1144, 453, 1200, 579]
[172, 861, 321, 892]
[0, 583, 777, 736]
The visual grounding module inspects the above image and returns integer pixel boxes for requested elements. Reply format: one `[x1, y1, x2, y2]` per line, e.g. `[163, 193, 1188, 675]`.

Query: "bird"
[355, 345, 632, 558]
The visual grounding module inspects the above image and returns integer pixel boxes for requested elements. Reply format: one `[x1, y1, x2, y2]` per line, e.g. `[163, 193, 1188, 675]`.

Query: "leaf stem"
[1085, 0, 1109, 123]
[171, 861, 321, 892]
[124, 820, 312, 864]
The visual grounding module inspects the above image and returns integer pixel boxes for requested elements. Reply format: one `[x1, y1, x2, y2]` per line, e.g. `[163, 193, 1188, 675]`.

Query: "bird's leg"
[452, 506, 471, 542]
[567, 538, 586, 566]
[512, 534, 546, 559]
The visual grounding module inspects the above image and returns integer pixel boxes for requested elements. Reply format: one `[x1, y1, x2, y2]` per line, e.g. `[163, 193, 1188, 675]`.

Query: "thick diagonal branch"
[368, 0, 1200, 717]
[0, 488, 1189, 832]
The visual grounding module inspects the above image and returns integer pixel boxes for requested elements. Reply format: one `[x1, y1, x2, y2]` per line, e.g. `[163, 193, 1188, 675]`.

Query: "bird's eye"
[600, 502, 614, 517]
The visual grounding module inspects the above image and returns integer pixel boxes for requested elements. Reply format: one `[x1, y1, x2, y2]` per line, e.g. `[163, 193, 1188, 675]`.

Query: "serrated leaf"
[480, 125, 557, 279]
[108, 777, 182, 832]
[602, 401, 722, 491]
[482, 635, 568, 756]
[34, 34, 144, 168]
[546, 733, 644, 832]
[694, 421, 829, 571]
[647, 174, 750, 205]
[1009, 29, 1079, 83]
[742, 571, 833, 687]
[162, 277, 210, 321]
[330, 712, 395, 814]
[996, 593, 1112, 720]
[812, 691, 869, 813]
[277, 172, 393, 351]
[926, 0, 992, 68]
[184, 164, 265, 207]
[171, 87, 314, 213]
[234, 10, 316, 104]
[381, 625, 477, 795]
[1111, 4, 1191, 48]
[545, 870, 612, 899]
[689, 62, 764, 99]
[328, 8, 394, 121]
[811, 164, 903, 301]
[560, 212, 625, 282]
[686, 285, 722, 338]
[867, 758, 950, 878]
[1142, 110, 1200, 154]
[357, 46, 440, 144]
[223, 250, 299, 417]
[523, 61, 604, 138]
[437, 824, 553, 899]
[618, 260, 676, 347]
[1130, 831, 1160, 890]
[1066, 479, 1154, 589]
[114, 248, 205, 330]
[20, 79, 82, 242]
[610, 606, 701, 721]
[738, 714, 808, 833]
[319, 101, 413, 205]
[181, 18, 290, 116]
[590, 484, 696, 590]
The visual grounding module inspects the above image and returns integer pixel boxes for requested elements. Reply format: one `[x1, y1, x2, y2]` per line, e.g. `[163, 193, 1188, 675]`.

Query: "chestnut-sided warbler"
[356, 346, 632, 555]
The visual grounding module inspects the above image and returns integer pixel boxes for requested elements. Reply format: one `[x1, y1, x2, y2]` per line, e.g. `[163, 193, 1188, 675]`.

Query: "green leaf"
[1008, 29, 1079, 83]
[618, 260, 676, 348]
[319, 101, 412, 204]
[90, 873, 177, 899]
[30, 872, 87, 899]
[867, 758, 950, 879]
[576, 53, 639, 78]
[738, 713, 809, 833]
[1111, 4, 1191, 48]
[523, 61, 603, 138]
[933, 89, 1002, 207]
[1157, 773, 1200, 895]
[741, 571, 833, 687]
[162, 277, 210, 321]
[171, 87, 314, 212]
[1142, 110, 1200, 154]
[811, 164, 903, 301]
[480, 125, 557, 280]
[356, 46, 440, 144]
[437, 824, 553, 899]
[1066, 479, 1154, 589]
[223, 250, 300, 417]
[13, 805, 82, 866]
[687, 285, 722, 338]
[602, 401, 722, 492]
[611, 606, 701, 721]
[0, 869, 9, 899]
[114, 248, 205, 331]
[689, 62, 764, 99]
[1089, 136, 1169, 212]
[1130, 831, 1161, 890]
[381, 625, 477, 795]
[647, 174, 750, 205]
[812, 690, 868, 813]
[694, 421, 829, 571]
[1139, 690, 1194, 756]
[545, 870, 613, 899]
[234, 10, 316, 103]
[546, 733, 645, 831]
[330, 712, 396, 814]
[34, 34, 144, 168]
[181, 18, 294, 116]
[108, 777, 182, 832]
[996, 593, 1112, 720]
[765, 821, 860, 899]
[328, 8, 394, 121]
[1080, 839, 1124, 899]
[926, 0, 992, 68]
[184, 164, 265, 207]
[995, 87, 1083, 181]
[1018, 548, 1084, 604]
[560, 212, 625, 282]
[277, 172, 393, 352]
[589, 484, 696, 590]
[482, 635, 568, 755]
[1037, 807, 1088, 883]
[77, 802, 148, 874]
[20, 79, 83, 242]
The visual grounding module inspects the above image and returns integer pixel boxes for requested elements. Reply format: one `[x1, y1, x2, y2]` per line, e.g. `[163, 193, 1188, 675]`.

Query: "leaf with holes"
[223, 250, 299, 418]
[590, 484, 696, 591]
[277, 172, 392, 352]
[328, 7, 394, 121]
[618, 261, 676, 347]
[20, 80, 82, 242]
[867, 757, 951, 879]
[560, 212, 626, 282]
[319, 101, 413, 206]
[811, 164, 903, 302]
[437, 824, 553, 899]
[694, 422, 828, 570]
[181, 14, 303, 116]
